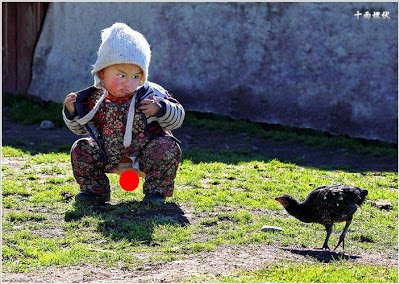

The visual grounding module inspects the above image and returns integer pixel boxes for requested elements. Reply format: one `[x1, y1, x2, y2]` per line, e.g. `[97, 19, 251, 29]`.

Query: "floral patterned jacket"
[62, 81, 184, 161]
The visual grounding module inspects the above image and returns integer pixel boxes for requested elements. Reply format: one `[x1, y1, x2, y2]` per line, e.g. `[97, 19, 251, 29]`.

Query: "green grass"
[3, 93, 65, 127]
[2, 93, 398, 281]
[186, 261, 397, 282]
[2, 93, 397, 158]
[184, 112, 397, 159]
[2, 145, 398, 282]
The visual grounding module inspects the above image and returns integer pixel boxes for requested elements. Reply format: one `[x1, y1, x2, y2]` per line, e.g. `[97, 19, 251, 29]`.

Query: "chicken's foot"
[333, 219, 352, 251]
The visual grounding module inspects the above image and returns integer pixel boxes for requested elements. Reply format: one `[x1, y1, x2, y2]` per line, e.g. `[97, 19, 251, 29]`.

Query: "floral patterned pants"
[70, 136, 181, 197]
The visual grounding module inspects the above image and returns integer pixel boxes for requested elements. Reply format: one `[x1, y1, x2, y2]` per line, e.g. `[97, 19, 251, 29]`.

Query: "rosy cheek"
[108, 78, 122, 89]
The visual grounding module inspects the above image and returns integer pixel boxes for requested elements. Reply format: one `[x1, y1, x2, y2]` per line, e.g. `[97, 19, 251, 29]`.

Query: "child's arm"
[62, 93, 88, 135]
[154, 95, 185, 131]
[140, 82, 185, 131]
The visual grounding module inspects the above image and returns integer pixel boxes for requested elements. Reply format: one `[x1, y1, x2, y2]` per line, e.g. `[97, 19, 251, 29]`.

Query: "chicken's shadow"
[283, 248, 359, 263]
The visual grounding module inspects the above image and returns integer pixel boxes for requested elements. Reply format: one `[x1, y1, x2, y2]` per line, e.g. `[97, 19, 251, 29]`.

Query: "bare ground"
[2, 116, 397, 172]
[1, 117, 398, 283]
[2, 242, 397, 283]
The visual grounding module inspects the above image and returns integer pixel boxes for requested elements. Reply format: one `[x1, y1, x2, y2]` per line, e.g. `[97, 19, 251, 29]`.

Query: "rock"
[40, 120, 55, 130]
[370, 200, 393, 211]
[261, 225, 284, 232]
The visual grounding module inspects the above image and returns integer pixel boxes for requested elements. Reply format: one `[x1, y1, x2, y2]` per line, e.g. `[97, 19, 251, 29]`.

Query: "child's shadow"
[64, 201, 190, 245]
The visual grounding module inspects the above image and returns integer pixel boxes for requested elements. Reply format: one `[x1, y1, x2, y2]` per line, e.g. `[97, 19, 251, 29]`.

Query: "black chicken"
[275, 184, 368, 251]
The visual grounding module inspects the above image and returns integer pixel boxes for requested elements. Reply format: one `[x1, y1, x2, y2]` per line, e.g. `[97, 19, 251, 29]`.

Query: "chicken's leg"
[318, 225, 333, 250]
[333, 219, 352, 251]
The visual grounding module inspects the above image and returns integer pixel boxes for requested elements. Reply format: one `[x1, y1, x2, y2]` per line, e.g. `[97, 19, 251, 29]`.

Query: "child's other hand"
[138, 96, 161, 116]
[64, 93, 77, 114]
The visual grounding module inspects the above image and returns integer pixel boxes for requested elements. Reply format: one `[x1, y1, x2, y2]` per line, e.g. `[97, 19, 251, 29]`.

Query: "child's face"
[99, 63, 143, 97]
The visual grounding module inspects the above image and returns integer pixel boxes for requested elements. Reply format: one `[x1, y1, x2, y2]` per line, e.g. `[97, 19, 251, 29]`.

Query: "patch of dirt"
[174, 127, 397, 172]
[2, 117, 398, 283]
[2, 115, 397, 172]
[2, 243, 397, 283]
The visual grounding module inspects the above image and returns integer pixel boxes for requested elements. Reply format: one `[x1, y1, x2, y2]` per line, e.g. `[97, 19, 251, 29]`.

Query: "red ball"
[119, 170, 139, 191]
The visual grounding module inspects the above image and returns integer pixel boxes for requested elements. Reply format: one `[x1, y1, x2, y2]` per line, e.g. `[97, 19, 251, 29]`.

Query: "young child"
[62, 22, 184, 205]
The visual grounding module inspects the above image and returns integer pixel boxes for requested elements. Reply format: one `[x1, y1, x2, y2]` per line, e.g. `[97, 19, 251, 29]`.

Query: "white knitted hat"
[79, 23, 151, 148]
[91, 22, 151, 88]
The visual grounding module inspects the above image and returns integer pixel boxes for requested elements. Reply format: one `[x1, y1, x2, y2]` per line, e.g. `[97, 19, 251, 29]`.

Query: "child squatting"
[62, 22, 185, 205]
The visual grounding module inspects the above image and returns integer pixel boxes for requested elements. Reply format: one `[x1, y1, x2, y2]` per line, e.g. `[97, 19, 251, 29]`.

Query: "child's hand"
[138, 96, 161, 116]
[64, 93, 77, 114]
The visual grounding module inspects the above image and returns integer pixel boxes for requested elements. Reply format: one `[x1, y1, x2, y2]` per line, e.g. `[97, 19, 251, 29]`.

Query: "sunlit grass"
[186, 261, 398, 283]
[1, 146, 398, 282]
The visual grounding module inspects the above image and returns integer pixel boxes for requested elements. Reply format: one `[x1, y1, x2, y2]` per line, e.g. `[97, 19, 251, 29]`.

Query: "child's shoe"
[142, 193, 166, 205]
[75, 191, 110, 205]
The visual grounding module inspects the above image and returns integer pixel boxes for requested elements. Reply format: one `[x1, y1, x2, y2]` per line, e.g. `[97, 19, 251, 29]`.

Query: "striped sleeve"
[157, 99, 185, 131]
[146, 82, 185, 131]
[62, 105, 88, 135]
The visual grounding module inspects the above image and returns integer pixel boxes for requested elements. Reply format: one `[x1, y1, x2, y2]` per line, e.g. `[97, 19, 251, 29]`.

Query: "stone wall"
[28, 2, 398, 143]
